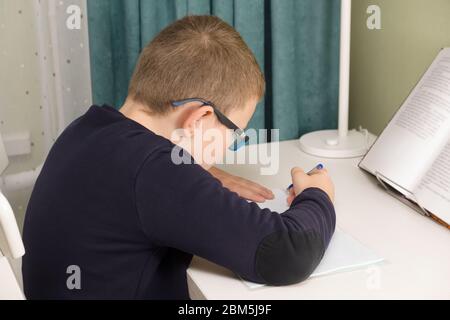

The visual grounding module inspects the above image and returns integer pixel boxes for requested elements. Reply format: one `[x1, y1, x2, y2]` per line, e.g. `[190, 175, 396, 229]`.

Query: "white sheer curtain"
[0, 0, 92, 227]
[34, 0, 92, 152]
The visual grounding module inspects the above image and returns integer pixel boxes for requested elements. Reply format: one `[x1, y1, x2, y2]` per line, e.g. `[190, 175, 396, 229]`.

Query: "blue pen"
[286, 163, 324, 191]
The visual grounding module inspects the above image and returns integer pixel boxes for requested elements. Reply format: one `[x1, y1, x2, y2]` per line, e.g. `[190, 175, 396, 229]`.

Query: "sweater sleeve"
[134, 147, 336, 285]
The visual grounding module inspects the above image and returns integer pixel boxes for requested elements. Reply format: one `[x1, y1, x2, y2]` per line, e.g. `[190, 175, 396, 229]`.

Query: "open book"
[359, 48, 450, 228]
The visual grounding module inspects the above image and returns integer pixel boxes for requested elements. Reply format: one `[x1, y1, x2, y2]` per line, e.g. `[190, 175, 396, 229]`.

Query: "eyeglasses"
[170, 98, 250, 151]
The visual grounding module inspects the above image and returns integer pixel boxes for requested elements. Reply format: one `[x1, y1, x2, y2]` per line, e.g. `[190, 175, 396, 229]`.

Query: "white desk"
[187, 140, 450, 300]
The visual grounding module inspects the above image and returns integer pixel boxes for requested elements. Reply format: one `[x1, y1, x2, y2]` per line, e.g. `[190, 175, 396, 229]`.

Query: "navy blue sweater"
[22, 105, 335, 299]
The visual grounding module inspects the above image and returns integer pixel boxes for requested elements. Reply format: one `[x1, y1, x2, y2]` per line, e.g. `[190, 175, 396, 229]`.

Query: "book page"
[415, 141, 450, 225]
[360, 48, 450, 193]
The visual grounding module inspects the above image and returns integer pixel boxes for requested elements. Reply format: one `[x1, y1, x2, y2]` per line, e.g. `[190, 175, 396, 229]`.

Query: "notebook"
[242, 189, 384, 289]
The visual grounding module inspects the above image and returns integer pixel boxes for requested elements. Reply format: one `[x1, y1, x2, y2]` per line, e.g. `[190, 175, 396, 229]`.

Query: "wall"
[0, 0, 91, 229]
[349, 0, 450, 135]
[0, 0, 46, 227]
[0, 0, 45, 174]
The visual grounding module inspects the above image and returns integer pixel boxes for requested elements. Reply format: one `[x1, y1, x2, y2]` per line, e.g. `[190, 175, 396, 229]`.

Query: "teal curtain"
[87, 0, 340, 140]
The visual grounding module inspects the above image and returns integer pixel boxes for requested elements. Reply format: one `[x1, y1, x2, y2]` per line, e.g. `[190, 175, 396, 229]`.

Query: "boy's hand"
[287, 167, 335, 206]
[208, 167, 274, 203]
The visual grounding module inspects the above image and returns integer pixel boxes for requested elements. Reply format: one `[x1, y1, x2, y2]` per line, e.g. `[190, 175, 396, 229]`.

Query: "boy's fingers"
[239, 178, 274, 200]
[210, 168, 274, 202]
[291, 167, 307, 180]
[286, 188, 295, 206]
[226, 176, 274, 202]
[239, 188, 266, 203]
[286, 194, 295, 206]
[291, 167, 304, 175]
[289, 187, 295, 197]
[254, 184, 275, 200]
[247, 181, 274, 200]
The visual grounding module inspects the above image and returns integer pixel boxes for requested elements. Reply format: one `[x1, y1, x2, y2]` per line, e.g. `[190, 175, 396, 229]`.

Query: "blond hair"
[128, 15, 265, 114]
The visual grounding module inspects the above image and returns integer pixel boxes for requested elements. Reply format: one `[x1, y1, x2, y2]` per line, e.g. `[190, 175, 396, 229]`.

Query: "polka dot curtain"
[0, 0, 92, 228]
[0, 0, 91, 164]
[34, 0, 92, 148]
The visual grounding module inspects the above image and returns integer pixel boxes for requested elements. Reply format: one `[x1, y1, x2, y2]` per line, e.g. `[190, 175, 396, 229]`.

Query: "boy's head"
[125, 15, 265, 167]
[128, 15, 264, 116]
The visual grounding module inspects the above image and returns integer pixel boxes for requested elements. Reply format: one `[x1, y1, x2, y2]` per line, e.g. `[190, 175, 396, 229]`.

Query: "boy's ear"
[181, 105, 215, 136]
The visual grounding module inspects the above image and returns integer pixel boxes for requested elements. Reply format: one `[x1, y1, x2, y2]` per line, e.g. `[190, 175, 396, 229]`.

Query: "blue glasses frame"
[170, 98, 250, 151]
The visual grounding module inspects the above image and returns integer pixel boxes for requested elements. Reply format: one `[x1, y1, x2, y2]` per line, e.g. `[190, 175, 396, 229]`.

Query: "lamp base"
[299, 129, 373, 158]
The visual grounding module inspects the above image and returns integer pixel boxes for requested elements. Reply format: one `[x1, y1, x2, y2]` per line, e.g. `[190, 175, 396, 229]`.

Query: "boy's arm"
[135, 148, 336, 285]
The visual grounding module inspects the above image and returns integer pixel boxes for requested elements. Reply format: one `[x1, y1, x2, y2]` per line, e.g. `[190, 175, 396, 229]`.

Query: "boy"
[22, 15, 335, 299]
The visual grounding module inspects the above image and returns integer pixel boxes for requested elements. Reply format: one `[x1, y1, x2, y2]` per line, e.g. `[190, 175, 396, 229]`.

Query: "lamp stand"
[299, 0, 370, 158]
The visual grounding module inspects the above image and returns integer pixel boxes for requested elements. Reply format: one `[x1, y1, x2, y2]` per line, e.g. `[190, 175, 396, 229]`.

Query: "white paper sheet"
[242, 189, 384, 289]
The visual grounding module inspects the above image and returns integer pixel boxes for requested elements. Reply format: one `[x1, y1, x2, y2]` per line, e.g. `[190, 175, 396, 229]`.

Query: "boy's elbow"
[255, 229, 325, 286]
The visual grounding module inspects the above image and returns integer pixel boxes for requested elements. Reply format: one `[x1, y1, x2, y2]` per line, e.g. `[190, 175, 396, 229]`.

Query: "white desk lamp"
[299, 0, 370, 158]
